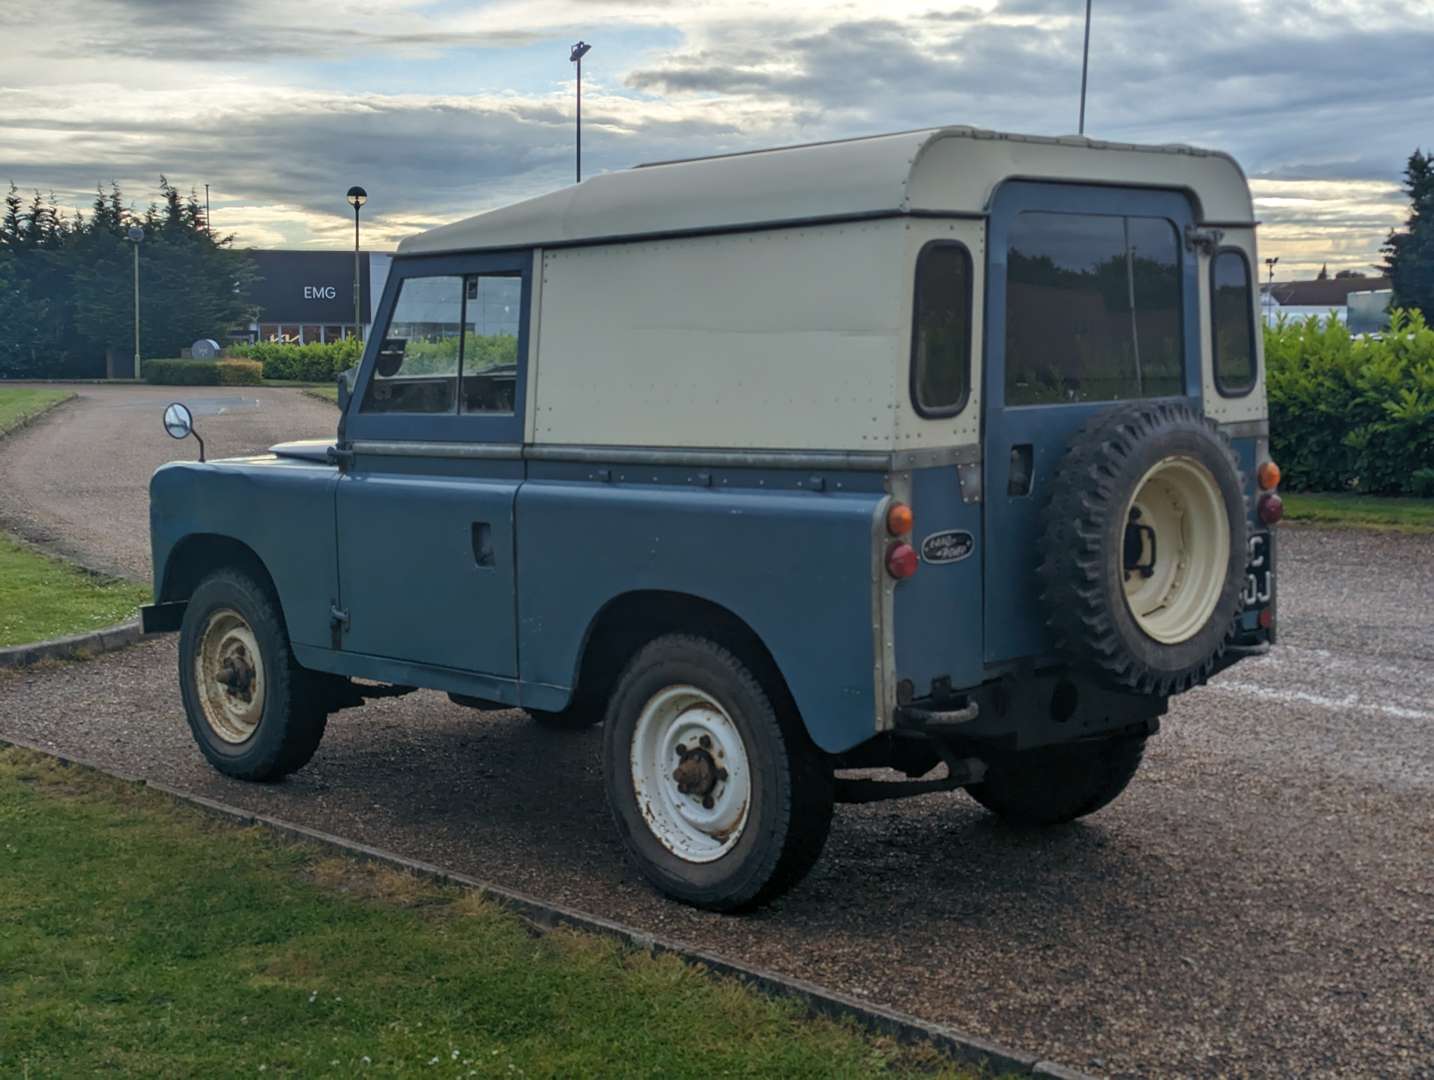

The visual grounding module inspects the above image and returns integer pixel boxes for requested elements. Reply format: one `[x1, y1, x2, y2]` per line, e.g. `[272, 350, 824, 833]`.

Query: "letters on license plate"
[1244, 532, 1273, 607]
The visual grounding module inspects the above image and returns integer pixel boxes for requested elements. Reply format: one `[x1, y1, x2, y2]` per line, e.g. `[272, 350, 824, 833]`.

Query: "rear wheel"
[178, 568, 327, 781]
[965, 735, 1146, 825]
[603, 634, 833, 911]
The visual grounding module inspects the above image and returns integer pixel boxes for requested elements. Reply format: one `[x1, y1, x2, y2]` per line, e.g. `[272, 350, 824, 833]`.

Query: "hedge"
[1266, 309, 1434, 496]
[142, 359, 263, 386]
[225, 338, 363, 382]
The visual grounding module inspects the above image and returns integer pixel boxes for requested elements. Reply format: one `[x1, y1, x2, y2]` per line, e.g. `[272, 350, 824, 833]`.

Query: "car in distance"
[145, 126, 1281, 911]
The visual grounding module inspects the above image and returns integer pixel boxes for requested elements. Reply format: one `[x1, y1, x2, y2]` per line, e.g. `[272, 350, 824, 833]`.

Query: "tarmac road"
[1, 386, 1431, 1078]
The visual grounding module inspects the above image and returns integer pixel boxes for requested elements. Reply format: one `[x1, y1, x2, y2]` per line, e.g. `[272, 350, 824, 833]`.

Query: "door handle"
[471, 522, 495, 568]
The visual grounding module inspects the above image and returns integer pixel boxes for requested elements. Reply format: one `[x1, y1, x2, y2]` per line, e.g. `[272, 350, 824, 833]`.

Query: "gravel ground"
[1, 387, 1431, 1078]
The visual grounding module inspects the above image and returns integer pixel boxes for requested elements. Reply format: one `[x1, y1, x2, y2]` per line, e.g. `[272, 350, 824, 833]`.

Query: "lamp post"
[126, 225, 143, 380]
[1078, 0, 1093, 135]
[570, 40, 591, 183]
[346, 186, 367, 341]
[1264, 256, 1280, 325]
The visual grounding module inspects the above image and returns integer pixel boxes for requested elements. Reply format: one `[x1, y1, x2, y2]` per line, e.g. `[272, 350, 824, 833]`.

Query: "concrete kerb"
[0, 619, 147, 669]
[0, 733, 1092, 1080]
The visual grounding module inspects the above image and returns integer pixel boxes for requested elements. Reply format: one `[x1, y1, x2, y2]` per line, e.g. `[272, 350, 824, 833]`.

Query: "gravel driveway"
[1, 387, 1431, 1078]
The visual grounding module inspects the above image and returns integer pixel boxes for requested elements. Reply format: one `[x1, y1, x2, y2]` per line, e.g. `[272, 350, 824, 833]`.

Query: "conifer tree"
[1382, 149, 1434, 317]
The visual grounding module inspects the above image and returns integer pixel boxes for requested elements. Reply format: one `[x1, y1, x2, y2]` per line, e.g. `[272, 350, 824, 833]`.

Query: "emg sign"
[303, 285, 338, 300]
[248, 250, 369, 324]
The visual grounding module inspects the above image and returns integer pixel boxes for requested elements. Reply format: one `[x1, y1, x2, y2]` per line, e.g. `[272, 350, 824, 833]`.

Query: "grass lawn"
[0, 387, 73, 437]
[303, 383, 340, 403]
[1283, 493, 1434, 532]
[0, 534, 149, 647]
[0, 747, 972, 1079]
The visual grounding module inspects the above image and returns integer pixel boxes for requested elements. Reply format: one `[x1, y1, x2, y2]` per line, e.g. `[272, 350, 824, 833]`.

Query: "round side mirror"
[163, 402, 194, 440]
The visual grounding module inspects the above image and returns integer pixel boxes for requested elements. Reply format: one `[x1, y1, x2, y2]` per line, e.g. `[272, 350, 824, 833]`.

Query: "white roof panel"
[398, 126, 1253, 256]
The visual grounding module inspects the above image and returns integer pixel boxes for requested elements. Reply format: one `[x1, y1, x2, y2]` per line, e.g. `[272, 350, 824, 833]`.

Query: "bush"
[142, 359, 263, 386]
[1266, 309, 1434, 495]
[225, 338, 363, 382]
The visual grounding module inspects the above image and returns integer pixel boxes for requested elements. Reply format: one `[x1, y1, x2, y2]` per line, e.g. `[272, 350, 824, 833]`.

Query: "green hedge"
[225, 338, 363, 382]
[142, 359, 263, 386]
[1266, 309, 1434, 496]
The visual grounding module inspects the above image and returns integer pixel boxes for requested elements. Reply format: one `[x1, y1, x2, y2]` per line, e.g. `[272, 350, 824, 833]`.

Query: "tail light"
[1257, 460, 1281, 491]
[1258, 492, 1284, 525]
[886, 501, 913, 536]
[886, 542, 918, 579]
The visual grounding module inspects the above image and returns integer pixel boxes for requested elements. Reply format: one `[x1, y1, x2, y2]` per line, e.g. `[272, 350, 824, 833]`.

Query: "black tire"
[966, 735, 1146, 825]
[178, 568, 328, 781]
[1039, 401, 1247, 695]
[603, 634, 833, 912]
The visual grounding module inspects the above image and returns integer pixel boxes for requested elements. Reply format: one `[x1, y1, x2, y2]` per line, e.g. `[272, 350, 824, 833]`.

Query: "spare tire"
[1038, 401, 1247, 695]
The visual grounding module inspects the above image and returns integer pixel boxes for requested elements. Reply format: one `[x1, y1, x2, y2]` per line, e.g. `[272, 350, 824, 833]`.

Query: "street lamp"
[126, 225, 144, 380]
[346, 186, 367, 341]
[570, 40, 591, 183]
[1078, 0, 1093, 135]
[1264, 256, 1280, 325]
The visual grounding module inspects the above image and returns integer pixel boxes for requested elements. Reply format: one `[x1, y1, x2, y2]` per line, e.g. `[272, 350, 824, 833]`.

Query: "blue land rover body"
[145, 128, 1280, 910]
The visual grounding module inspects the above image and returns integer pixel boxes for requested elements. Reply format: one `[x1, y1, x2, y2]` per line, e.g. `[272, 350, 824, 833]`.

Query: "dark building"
[241, 250, 393, 344]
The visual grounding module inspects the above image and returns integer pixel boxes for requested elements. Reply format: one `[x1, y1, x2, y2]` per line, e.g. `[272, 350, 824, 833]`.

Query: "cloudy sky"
[4, 0, 1431, 277]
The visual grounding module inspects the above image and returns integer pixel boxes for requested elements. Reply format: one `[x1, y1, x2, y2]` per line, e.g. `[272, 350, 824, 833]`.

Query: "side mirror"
[162, 401, 205, 462]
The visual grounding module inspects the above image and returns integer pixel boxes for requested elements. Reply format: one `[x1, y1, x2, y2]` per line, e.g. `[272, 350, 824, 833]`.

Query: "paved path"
[1, 389, 1431, 1078]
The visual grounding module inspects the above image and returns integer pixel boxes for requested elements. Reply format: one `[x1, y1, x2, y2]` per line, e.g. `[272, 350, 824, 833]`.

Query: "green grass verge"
[1283, 493, 1434, 532]
[0, 534, 149, 647]
[303, 383, 340, 403]
[0, 747, 973, 1079]
[0, 387, 73, 437]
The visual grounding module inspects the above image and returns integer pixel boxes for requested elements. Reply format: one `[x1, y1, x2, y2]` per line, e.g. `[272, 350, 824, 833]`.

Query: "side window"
[910, 242, 973, 416]
[362, 276, 463, 414]
[1211, 249, 1256, 395]
[1005, 211, 1184, 405]
[461, 274, 522, 415]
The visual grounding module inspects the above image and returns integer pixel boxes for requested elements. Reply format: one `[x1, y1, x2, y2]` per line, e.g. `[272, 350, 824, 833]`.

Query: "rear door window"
[910, 242, 973, 416]
[1005, 211, 1184, 405]
[1211, 249, 1257, 395]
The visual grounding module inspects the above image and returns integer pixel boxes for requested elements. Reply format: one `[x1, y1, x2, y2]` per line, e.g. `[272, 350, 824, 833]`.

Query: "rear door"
[982, 182, 1202, 665]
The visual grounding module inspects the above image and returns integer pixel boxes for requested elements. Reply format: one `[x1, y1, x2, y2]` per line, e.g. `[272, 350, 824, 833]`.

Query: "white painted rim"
[630, 684, 752, 864]
[1122, 455, 1230, 645]
[194, 608, 265, 744]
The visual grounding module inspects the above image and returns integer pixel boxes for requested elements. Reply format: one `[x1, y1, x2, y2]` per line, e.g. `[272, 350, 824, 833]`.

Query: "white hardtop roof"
[398, 126, 1254, 256]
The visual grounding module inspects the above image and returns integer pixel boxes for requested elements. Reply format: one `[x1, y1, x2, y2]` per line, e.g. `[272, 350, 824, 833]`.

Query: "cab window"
[1211, 249, 1256, 395]
[910, 242, 973, 416]
[361, 275, 462, 415]
[1005, 211, 1184, 405]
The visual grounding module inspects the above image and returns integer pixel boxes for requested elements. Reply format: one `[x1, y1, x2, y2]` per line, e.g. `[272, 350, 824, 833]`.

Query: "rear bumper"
[139, 602, 185, 634]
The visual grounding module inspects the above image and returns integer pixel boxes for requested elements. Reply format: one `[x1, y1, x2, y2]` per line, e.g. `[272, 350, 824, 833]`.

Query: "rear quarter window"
[910, 241, 973, 417]
[1211, 249, 1257, 395]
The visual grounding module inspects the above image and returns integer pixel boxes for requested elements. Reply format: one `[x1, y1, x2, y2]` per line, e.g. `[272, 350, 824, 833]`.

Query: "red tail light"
[1258, 493, 1284, 525]
[886, 542, 918, 579]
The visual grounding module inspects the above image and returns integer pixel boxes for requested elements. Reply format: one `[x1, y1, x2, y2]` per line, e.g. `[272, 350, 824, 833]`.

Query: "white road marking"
[1207, 680, 1434, 723]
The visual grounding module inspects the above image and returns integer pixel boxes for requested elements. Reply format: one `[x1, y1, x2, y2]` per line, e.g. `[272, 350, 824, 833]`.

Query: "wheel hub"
[194, 609, 266, 744]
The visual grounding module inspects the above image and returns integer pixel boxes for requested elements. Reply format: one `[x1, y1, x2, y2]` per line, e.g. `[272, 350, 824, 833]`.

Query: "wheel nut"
[675, 743, 687, 755]
[717, 768, 728, 782]
[699, 735, 712, 749]
[702, 795, 714, 809]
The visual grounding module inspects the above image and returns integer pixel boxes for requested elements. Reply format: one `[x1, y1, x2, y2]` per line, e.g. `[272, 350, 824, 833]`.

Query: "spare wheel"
[1038, 401, 1247, 695]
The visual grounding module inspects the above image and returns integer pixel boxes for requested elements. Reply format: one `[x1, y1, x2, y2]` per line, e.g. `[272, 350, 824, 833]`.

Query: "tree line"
[0, 180, 256, 378]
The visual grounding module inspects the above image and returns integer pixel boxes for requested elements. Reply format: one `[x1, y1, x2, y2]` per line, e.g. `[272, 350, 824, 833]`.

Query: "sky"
[3, 0, 1432, 279]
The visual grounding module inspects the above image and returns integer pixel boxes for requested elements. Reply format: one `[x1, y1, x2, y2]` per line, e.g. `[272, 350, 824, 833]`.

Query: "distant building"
[238, 250, 394, 344]
[1260, 275, 1391, 330]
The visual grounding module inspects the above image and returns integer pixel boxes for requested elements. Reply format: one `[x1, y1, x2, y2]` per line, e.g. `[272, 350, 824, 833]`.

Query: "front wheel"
[965, 735, 1146, 825]
[178, 568, 328, 781]
[603, 635, 833, 911]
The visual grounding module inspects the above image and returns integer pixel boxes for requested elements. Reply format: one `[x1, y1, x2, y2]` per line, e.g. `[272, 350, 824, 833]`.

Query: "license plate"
[1244, 532, 1273, 607]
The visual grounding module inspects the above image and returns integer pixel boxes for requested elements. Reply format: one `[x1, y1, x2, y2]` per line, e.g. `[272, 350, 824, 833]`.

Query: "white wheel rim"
[1122, 455, 1230, 644]
[630, 685, 752, 864]
[194, 608, 265, 744]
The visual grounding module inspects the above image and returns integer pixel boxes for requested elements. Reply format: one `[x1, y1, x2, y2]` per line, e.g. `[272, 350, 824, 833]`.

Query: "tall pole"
[353, 204, 362, 342]
[204, 183, 211, 236]
[576, 54, 582, 183]
[132, 241, 141, 380]
[1078, 0, 1093, 135]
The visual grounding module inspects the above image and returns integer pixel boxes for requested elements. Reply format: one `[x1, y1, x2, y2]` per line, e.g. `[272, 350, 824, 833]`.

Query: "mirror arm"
[194, 430, 205, 463]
